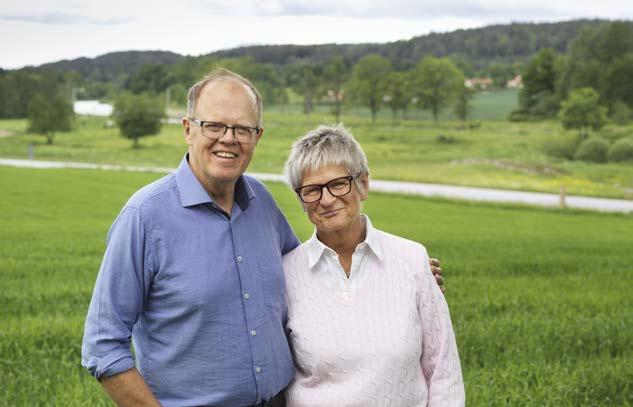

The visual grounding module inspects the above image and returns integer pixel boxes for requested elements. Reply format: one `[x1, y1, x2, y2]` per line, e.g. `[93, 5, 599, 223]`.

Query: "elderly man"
[82, 69, 444, 407]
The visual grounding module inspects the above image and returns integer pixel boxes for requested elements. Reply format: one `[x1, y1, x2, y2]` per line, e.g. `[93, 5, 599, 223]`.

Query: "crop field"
[1, 165, 632, 406]
[1, 108, 633, 199]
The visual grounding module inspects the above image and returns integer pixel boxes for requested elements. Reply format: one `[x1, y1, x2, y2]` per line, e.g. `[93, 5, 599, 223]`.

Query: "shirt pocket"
[258, 261, 286, 313]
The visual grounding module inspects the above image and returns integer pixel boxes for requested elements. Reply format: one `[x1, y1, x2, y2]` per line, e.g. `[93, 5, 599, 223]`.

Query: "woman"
[282, 125, 464, 407]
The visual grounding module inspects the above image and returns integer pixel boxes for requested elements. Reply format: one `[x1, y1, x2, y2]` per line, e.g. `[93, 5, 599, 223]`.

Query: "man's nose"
[218, 127, 237, 143]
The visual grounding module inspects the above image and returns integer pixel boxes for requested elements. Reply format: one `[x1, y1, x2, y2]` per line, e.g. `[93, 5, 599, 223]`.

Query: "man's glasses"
[190, 119, 260, 143]
[294, 175, 356, 203]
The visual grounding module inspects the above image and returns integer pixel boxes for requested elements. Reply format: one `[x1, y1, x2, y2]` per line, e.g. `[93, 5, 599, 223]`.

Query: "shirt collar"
[175, 153, 255, 209]
[305, 214, 383, 269]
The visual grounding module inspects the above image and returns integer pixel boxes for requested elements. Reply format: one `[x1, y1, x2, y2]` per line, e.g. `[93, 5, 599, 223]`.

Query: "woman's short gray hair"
[285, 124, 370, 191]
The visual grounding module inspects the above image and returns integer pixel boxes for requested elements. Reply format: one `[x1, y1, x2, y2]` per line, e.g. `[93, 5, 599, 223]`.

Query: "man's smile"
[212, 151, 238, 159]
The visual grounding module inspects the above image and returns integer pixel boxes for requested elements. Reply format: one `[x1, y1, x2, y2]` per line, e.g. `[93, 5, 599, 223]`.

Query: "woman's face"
[298, 164, 368, 235]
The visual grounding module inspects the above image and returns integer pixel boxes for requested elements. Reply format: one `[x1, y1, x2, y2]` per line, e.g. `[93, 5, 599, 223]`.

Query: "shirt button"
[244, 293, 250, 300]
[237, 256, 243, 262]
[255, 366, 262, 373]
[251, 330, 257, 336]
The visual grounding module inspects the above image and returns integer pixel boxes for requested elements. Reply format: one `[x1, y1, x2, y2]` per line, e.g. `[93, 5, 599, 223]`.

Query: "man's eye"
[204, 123, 225, 132]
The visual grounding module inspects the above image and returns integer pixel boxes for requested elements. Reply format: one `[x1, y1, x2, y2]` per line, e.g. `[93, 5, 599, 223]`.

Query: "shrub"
[542, 137, 577, 160]
[607, 138, 633, 162]
[574, 137, 610, 163]
[436, 134, 457, 144]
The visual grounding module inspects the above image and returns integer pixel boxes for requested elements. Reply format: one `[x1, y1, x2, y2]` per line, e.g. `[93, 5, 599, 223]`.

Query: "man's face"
[183, 80, 262, 194]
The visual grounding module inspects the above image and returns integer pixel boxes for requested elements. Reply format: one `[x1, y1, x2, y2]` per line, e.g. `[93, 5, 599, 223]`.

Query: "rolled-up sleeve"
[417, 247, 465, 406]
[81, 205, 153, 380]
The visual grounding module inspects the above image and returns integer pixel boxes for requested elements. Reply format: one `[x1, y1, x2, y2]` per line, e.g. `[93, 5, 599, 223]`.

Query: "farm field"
[1, 165, 632, 406]
[1, 108, 633, 200]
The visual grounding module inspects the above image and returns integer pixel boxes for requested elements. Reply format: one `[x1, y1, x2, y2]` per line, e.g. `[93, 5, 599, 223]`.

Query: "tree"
[323, 57, 350, 122]
[113, 93, 164, 148]
[27, 93, 73, 145]
[559, 87, 607, 139]
[412, 56, 463, 122]
[559, 22, 633, 109]
[454, 86, 474, 126]
[602, 53, 633, 110]
[517, 48, 560, 118]
[286, 64, 321, 115]
[347, 54, 392, 123]
[127, 63, 172, 94]
[381, 71, 411, 123]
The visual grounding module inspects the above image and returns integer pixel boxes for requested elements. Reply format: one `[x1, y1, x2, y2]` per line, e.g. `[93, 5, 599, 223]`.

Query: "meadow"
[1, 165, 632, 406]
[1, 89, 633, 200]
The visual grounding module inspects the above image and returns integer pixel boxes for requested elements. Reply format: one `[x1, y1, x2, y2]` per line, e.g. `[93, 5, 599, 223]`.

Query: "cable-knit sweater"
[282, 225, 465, 407]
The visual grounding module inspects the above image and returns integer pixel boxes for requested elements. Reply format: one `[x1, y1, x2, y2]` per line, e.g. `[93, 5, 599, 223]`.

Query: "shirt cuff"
[88, 353, 136, 380]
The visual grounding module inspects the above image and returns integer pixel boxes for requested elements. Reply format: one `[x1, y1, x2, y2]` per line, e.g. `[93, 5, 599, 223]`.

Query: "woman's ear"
[358, 172, 369, 200]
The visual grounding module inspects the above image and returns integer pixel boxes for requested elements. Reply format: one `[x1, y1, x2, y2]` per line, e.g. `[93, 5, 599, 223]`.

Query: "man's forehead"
[196, 80, 258, 115]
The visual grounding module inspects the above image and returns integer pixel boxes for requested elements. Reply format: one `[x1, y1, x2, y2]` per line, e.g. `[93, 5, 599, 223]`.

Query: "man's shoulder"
[125, 172, 178, 211]
[243, 174, 278, 204]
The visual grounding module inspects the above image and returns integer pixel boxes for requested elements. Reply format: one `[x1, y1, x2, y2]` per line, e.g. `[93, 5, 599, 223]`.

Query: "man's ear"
[254, 127, 264, 145]
[182, 117, 192, 145]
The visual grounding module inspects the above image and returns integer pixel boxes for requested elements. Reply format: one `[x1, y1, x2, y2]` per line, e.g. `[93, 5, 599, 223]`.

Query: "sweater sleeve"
[417, 245, 465, 406]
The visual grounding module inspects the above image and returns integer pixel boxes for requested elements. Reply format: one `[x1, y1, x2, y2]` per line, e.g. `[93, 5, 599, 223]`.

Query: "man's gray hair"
[186, 68, 263, 126]
[285, 124, 370, 191]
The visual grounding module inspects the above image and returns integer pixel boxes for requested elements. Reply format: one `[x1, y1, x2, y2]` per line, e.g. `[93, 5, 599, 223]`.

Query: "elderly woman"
[282, 125, 464, 407]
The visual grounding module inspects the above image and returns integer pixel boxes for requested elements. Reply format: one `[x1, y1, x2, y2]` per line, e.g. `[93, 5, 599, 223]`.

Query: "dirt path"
[0, 130, 14, 138]
[1, 157, 632, 213]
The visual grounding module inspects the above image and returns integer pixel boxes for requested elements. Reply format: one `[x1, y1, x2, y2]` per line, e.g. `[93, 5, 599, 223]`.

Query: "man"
[82, 69, 444, 407]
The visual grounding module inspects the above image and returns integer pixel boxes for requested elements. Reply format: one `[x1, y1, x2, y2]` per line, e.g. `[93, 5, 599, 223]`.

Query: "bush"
[607, 138, 633, 162]
[542, 137, 577, 160]
[436, 134, 457, 144]
[574, 137, 610, 163]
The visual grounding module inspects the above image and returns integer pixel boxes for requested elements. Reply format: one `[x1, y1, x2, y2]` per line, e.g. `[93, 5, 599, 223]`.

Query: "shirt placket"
[230, 215, 266, 404]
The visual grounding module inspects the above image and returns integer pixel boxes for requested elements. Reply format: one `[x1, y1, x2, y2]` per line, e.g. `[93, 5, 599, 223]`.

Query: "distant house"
[464, 77, 493, 90]
[321, 89, 344, 103]
[506, 74, 523, 89]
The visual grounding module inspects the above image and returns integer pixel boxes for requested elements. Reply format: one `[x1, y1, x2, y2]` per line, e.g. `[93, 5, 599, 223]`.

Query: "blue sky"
[1, 0, 631, 69]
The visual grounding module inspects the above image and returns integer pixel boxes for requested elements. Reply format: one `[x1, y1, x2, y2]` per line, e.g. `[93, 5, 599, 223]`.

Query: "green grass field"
[1, 107, 633, 200]
[1, 165, 632, 406]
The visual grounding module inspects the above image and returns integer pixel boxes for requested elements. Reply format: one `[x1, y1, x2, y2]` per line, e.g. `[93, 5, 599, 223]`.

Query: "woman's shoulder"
[374, 228, 428, 258]
[282, 242, 310, 269]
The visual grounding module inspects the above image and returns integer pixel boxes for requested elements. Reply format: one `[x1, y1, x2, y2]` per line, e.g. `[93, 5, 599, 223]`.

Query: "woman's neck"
[316, 216, 366, 256]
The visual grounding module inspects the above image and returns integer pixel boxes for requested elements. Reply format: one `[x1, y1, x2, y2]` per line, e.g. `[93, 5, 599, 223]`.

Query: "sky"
[1, 0, 632, 69]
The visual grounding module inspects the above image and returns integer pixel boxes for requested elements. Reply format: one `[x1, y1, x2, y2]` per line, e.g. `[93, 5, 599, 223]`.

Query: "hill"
[207, 19, 611, 69]
[39, 50, 182, 82]
[32, 19, 618, 79]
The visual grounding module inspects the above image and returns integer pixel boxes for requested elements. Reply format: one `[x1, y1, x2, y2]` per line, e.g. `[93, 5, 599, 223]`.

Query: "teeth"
[214, 151, 237, 158]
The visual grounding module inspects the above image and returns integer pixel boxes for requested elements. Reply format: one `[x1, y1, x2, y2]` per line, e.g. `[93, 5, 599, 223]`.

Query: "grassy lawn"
[1, 166, 632, 405]
[0, 91, 632, 199]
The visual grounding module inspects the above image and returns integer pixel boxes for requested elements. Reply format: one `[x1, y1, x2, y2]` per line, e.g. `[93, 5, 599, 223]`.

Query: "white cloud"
[0, 0, 631, 69]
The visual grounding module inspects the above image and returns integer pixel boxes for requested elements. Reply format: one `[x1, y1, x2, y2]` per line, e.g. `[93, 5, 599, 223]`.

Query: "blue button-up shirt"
[82, 155, 300, 407]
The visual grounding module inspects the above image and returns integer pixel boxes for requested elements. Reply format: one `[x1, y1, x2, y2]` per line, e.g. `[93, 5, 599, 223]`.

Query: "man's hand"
[429, 258, 445, 294]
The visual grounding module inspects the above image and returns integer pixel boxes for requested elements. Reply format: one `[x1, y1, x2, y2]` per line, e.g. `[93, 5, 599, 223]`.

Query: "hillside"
[39, 50, 182, 82]
[32, 19, 619, 79]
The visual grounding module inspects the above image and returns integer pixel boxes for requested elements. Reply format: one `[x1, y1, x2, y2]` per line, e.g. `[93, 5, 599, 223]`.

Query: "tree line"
[514, 21, 633, 125]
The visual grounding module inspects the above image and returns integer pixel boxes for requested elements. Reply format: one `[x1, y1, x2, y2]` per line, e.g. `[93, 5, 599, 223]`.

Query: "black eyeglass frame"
[294, 175, 358, 203]
[189, 118, 260, 143]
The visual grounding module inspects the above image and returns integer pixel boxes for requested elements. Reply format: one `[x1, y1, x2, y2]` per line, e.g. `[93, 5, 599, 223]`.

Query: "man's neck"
[187, 156, 238, 215]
